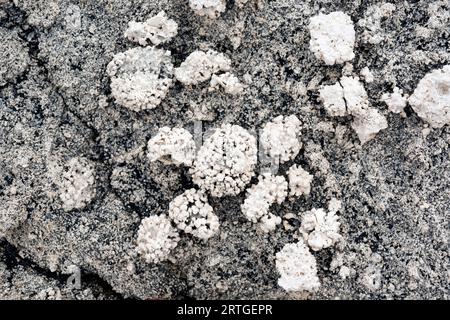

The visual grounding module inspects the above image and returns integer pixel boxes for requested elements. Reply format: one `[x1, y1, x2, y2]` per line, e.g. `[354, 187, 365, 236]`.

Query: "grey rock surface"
[0, 0, 449, 299]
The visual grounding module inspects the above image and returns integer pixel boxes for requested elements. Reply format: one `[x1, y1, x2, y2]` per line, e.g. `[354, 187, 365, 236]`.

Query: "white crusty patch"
[107, 47, 174, 111]
[275, 240, 321, 292]
[381, 87, 408, 115]
[241, 173, 288, 233]
[124, 11, 178, 46]
[168, 189, 219, 240]
[319, 82, 347, 117]
[287, 164, 313, 197]
[147, 127, 196, 167]
[300, 199, 342, 251]
[408, 65, 450, 128]
[175, 50, 231, 85]
[351, 107, 388, 145]
[190, 124, 257, 197]
[360, 67, 374, 83]
[189, 0, 226, 19]
[260, 115, 302, 164]
[209, 72, 245, 95]
[309, 11, 356, 65]
[136, 215, 180, 263]
[319, 76, 388, 144]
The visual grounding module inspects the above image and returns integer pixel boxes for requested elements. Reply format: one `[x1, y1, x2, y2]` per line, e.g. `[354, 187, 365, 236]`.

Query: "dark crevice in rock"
[0, 238, 123, 299]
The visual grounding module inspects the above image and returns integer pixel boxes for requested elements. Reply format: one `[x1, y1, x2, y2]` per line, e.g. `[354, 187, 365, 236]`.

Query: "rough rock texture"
[0, 0, 449, 300]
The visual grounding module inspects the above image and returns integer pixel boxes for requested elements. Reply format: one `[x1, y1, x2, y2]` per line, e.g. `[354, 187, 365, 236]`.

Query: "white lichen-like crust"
[275, 240, 321, 292]
[320, 76, 387, 144]
[59, 157, 96, 212]
[319, 82, 347, 117]
[360, 67, 374, 83]
[241, 173, 287, 232]
[382, 87, 408, 114]
[309, 11, 356, 65]
[191, 124, 257, 197]
[300, 199, 342, 251]
[287, 164, 313, 197]
[260, 115, 302, 164]
[189, 0, 226, 19]
[107, 46, 174, 111]
[168, 188, 219, 240]
[339, 76, 370, 115]
[209, 72, 245, 95]
[136, 215, 180, 263]
[124, 11, 178, 46]
[408, 65, 450, 128]
[174, 50, 231, 85]
[351, 108, 388, 145]
[147, 127, 196, 166]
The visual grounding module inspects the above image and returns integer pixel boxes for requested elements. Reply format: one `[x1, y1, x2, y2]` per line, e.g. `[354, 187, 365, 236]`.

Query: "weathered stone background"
[0, 0, 448, 299]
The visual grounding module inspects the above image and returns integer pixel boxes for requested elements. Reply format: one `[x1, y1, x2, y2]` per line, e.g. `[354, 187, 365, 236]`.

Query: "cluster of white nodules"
[319, 76, 388, 144]
[287, 165, 313, 197]
[260, 115, 302, 164]
[175, 50, 231, 85]
[408, 65, 450, 128]
[241, 173, 288, 233]
[136, 215, 180, 263]
[147, 127, 196, 167]
[191, 124, 257, 198]
[189, 0, 226, 19]
[382, 87, 408, 115]
[360, 67, 374, 83]
[309, 11, 355, 65]
[107, 47, 173, 111]
[59, 157, 96, 211]
[168, 189, 219, 240]
[275, 240, 320, 293]
[209, 72, 245, 95]
[124, 11, 178, 46]
[300, 199, 342, 251]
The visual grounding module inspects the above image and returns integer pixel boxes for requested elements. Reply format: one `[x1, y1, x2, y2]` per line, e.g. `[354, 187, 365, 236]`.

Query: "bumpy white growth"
[340, 76, 370, 115]
[309, 11, 356, 65]
[319, 82, 347, 117]
[209, 72, 245, 95]
[136, 215, 180, 263]
[408, 65, 450, 128]
[275, 240, 321, 292]
[259, 213, 283, 233]
[107, 47, 173, 111]
[241, 173, 287, 232]
[59, 157, 96, 211]
[320, 76, 387, 144]
[360, 67, 374, 83]
[189, 0, 226, 19]
[124, 11, 178, 46]
[351, 108, 388, 145]
[191, 124, 257, 197]
[147, 127, 196, 166]
[382, 87, 408, 114]
[175, 50, 231, 85]
[260, 115, 302, 164]
[287, 165, 313, 197]
[300, 199, 342, 251]
[168, 189, 219, 240]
